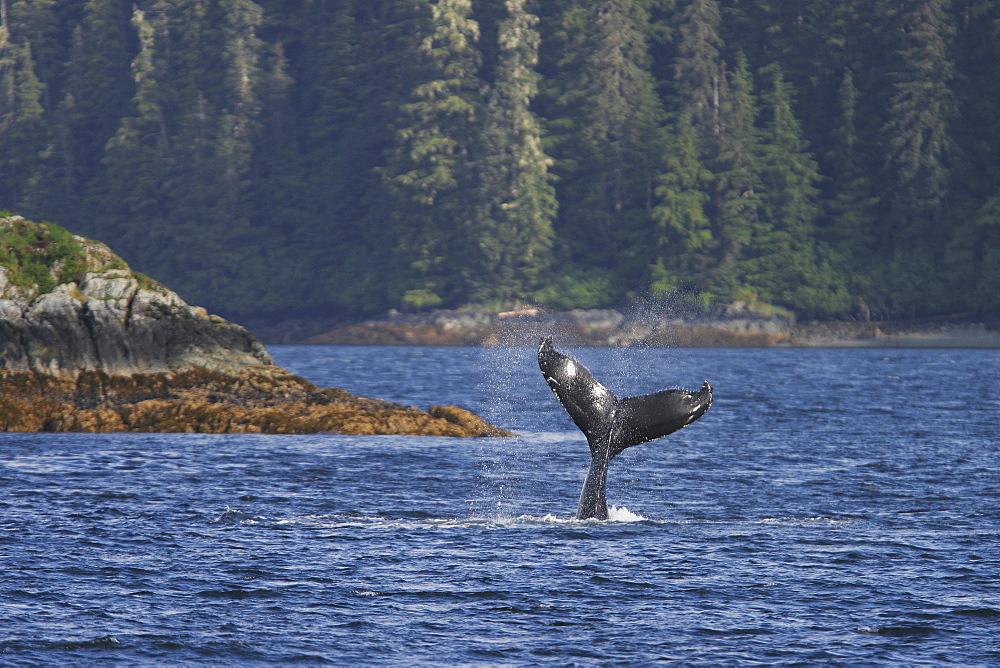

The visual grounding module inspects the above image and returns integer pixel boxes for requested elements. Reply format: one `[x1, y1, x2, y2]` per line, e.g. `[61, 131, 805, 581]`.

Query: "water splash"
[473, 342, 536, 519]
[213, 506, 258, 524]
[607, 505, 648, 522]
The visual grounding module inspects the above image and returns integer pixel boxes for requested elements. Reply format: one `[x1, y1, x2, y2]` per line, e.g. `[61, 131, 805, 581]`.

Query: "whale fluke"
[537, 337, 713, 520]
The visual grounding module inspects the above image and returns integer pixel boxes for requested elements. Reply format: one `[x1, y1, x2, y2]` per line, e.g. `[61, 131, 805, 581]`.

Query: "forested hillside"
[1, 0, 998, 323]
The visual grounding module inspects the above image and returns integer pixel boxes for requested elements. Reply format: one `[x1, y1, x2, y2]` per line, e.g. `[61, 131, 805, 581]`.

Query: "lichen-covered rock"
[0, 215, 271, 376]
[428, 405, 510, 437]
[0, 216, 511, 436]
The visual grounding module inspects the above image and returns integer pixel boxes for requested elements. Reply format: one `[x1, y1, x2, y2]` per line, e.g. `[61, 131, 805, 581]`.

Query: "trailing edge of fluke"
[537, 337, 713, 520]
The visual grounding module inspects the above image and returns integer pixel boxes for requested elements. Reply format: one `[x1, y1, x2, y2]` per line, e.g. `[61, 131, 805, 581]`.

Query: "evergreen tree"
[473, 0, 556, 304]
[578, 0, 663, 234]
[5, 0, 59, 106]
[950, 0, 1000, 205]
[880, 0, 956, 252]
[948, 195, 1000, 315]
[672, 0, 722, 133]
[383, 0, 485, 308]
[707, 52, 760, 301]
[0, 0, 993, 321]
[0, 24, 47, 209]
[217, 0, 266, 189]
[650, 112, 713, 294]
[823, 69, 880, 292]
[99, 5, 168, 228]
[945, 0, 1000, 316]
[57, 0, 134, 211]
[721, 0, 855, 160]
[542, 0, 666, 302]
[748, 64, 847, 315]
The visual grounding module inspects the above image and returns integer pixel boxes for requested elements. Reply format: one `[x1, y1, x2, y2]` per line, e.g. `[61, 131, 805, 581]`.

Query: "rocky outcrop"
[0, 366, 510, 435]
[308, 308, 496, 346]
[306, 305, 796, 347]
[0, 215, 510, 436]
[0, 271, 272, 375]
[302, 304, 1000, 348]
[0, 221, 270, 376]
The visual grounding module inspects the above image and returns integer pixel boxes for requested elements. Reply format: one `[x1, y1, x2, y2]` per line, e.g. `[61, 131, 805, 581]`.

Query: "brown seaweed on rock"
[0, 367, 511, 436]
[0, 216, 510, 437]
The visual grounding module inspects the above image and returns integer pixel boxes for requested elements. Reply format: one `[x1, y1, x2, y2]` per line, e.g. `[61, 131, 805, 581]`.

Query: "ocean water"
[1, 345, 999, 665]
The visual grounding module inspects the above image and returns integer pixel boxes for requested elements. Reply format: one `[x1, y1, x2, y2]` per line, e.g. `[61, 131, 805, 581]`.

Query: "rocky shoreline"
[0, 216, 509, 436]
[0, 366, 509, 435]
[301, 306, 1000, 349]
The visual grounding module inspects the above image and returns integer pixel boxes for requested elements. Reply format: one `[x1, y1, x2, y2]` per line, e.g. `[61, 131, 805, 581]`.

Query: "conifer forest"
[1, 0, 998, 323]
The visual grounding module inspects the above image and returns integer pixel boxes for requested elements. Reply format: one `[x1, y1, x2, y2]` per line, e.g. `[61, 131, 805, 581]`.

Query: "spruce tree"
[672, 0, 723, 134]
[748, 64, 847, 315]
[217, 0, 266, 189]
[383, 0, 485, 308]
[0, 27, 46, 209]
[578, 0, 663, 232]
[945, 0, 1000, 316]
[543, 0, 666, 298]
[708, 52, 760, 302]
[5, 0, 59, 101]
[474, 0, 555, 304]
[650, 112, 713, 294]
[100, 6, 168, 227]
[823, 69, 880, 283]
[880, 0, 956, 252]
[58, 0, 134, 200]
[0, 0, 992, 321]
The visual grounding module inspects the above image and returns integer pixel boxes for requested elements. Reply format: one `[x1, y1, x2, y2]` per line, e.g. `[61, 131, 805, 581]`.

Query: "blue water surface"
[1, 345, 999, 664]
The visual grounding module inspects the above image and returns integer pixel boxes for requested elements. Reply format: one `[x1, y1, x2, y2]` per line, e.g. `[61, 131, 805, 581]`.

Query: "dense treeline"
[1, 0, 998, 322]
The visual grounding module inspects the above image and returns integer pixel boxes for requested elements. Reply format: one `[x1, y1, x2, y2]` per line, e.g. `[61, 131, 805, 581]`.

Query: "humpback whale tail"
[537, 337, 713, 520]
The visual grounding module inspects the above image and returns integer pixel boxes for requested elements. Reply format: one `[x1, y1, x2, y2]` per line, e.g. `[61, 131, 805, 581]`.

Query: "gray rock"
[0, 235, 272, 377]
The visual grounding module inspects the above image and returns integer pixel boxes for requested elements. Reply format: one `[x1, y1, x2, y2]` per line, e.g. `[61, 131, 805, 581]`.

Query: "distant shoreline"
[251, 308, 1000, 349]
[783, 321, 1000, 349]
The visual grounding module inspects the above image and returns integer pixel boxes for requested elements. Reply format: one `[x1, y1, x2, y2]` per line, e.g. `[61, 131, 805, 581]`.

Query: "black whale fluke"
[537, 337, 713, 520]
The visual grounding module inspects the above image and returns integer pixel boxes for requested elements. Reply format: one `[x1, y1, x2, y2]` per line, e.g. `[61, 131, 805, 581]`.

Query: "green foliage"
[130, 270, 161, 292]
[744, 64, 850, 317]
[381, 0, 487, 307]
[707, 51, 761, 282]
[472, 0, 556, 303]
[401, 288, 444, 311]
[651, 113, 713, 286]
[672, 0, 723, 129]
[0, 0, 996, 321]
[880, 0, 957, 251]
[532, 264, 615, 310]
[0, 216, 86, 294]
[648, 258, 679, 298]
[541, 0, 666, 271]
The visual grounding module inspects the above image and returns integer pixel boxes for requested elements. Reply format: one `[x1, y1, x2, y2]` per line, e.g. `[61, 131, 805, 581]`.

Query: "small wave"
[951, 607, 1000, 619]
[196, 588, 276, 600]
[53, 635, 121, 650]
[857, 625, 941, 638]
[482, 507, 648, 525]
[269, 509, 650, 530]
[213, 506, 259, 524]
[758, 516, 855, 526]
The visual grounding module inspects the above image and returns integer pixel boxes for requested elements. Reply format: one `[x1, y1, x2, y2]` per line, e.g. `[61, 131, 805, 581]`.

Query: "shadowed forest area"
[1, 0, 998, 324]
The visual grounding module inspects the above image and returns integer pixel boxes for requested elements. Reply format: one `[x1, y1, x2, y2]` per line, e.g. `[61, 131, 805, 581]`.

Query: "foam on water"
[607, 505, 648, 522]
[264, 508, 650, 531]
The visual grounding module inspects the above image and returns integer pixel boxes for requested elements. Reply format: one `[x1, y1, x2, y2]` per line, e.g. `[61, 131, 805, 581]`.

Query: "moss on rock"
[0, 215, 512, 436]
